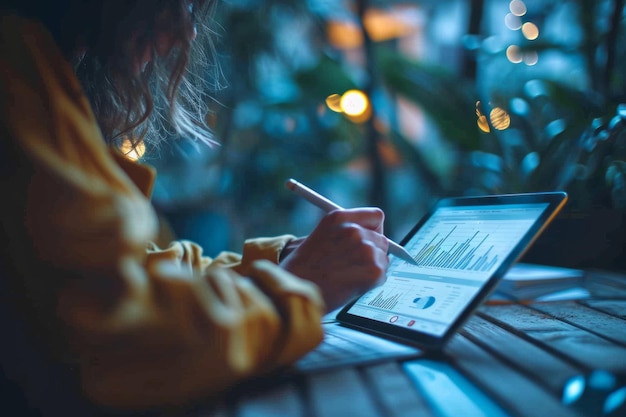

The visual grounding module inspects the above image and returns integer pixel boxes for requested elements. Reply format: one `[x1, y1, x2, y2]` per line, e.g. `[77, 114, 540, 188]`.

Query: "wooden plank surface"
[461, 315, 583, 395]
[444, 333, 584, 417]
[479, 304, 626, 373]
[360, 361, 436, 417]
[307, 368, 382, 417]
[213, 270, 626, 417]
[531, 301, 626, 346]
[234, 382, 305, 417]
[403, 357, 514, 417]
[582, 299, 626, 319]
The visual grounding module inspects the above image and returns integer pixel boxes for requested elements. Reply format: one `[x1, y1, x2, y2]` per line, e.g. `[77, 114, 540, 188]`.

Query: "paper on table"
[495, 262, 586, 300]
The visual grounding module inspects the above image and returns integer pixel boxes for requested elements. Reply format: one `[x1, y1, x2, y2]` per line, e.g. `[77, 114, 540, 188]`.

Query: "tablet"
[336, 191, 568, 348]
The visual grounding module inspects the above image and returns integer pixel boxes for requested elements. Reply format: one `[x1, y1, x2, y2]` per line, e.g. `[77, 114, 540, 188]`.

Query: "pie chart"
[413, 296, 436, 309]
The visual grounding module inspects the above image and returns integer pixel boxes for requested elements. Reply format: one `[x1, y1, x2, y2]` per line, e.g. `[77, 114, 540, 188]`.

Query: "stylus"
[286, 178, 418, 265]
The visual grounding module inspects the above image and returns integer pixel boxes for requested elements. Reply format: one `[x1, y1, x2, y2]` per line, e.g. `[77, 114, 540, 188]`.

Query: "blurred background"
[145, 0, 626, 270]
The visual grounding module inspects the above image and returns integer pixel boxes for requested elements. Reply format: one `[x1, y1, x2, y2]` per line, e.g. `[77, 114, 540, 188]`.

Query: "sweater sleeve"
[0, 14, 324, 410]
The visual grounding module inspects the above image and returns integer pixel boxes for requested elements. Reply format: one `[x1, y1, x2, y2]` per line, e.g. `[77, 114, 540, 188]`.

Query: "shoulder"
[1, 13, 59, 68]
[0, 13, 85, 109]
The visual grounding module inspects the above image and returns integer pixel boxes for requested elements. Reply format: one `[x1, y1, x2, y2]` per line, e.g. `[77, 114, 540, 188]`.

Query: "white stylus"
[286, 178, 418, 265]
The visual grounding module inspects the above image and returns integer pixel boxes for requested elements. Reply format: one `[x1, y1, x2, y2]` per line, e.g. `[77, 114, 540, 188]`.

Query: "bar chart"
[367, 291, 437, 311]
[356, 276, 476, 323]
[349, 202, 551, 332]
[405, 218, 534, 275]
[367, 291, 401, 309]
[412, 225, 498, 271]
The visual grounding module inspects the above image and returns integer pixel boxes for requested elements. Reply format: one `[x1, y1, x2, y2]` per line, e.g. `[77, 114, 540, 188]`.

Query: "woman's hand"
[279, 208, 390, 311]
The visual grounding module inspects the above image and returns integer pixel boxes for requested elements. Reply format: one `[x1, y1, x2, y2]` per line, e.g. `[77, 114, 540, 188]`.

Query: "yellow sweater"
[0, 14, 323, 410]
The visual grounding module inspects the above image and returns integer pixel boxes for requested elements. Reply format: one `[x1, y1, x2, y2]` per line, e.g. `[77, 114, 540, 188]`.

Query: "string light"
[326, 90, 372, 123]
[522, 22, 539, 40]
[509, 0, 527, 17]
[490, 107, 511, 130]
[505, 13, 523, 30]
[476, 102, 511, 132]
[340, 90, 369, 117]
[504, 0, 539, 65]
[506, 45, 523, 63]
[523, 51, 539, 66]
[120, 138, 146, 161]
[325, 94, 342, 113]
[476, 102, 490, 133]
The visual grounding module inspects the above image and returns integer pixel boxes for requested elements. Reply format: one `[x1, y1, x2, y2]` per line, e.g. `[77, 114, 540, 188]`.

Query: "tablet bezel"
[335, 191, 568, 350]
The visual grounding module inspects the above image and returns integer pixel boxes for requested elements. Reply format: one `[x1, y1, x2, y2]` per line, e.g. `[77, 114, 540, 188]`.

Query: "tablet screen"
[339, 192, 567, 345]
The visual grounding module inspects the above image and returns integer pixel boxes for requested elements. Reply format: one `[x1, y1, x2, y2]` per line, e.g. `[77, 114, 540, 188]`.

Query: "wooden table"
[200, 268, 626, 417]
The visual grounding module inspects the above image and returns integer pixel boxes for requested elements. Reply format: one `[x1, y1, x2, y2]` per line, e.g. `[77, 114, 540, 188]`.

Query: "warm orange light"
[326, 6, 421, 49]
[476, 102, 510, 131]
[341, 90, 369, 117]
[506, 45, 523, 63]
[476, 101, 490, 133]
[340, 90, 371, 123]
[490, 107, 511, 130]
[325, 94, 343, 113]
[363, 8, 419, 42]
[522, 22, 539, 40]
[478, 115, 490, 133]
[327, 20, 362, 49]
[120, 138, 146, 161]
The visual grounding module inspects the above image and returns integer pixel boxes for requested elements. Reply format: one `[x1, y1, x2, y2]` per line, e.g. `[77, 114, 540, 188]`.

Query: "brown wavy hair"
[6, 0, 221, 153]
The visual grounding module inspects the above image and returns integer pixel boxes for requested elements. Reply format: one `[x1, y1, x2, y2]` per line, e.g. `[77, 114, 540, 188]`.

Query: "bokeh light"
[509, 0, 527, 17]
[120, 138, 146, 161]
[506, 45, 523, 63]
[522, 22, 539, 40]
[523, 51, 539, 65]
[326, 90, 372, 123]
[476, 102, 511, 132]
[326, 21, 362, 49]
[478, 115, 490, 133]
[340, 90, 370, 119]
[325, 94, 343, 113]
[490, 107, 511, 130]
[476, 101, 490, 133]
[505, 13, 523, 30]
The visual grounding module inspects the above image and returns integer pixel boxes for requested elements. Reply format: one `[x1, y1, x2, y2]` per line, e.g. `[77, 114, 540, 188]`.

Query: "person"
[0, 0, 390, 413]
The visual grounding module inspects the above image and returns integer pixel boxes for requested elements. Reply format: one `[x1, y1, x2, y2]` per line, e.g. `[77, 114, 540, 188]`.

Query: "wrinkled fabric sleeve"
[211, 235, 296, 269]
[0, 14, 324, 411]
[145, 235, 295, 272]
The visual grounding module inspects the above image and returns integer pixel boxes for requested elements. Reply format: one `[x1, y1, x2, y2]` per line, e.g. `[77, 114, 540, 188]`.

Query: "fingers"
[317, 211, 389, 255]
[280, 230, 389, 311]
[323, 207, 385, 233]
[341, 222, 390, 254]
[278, 207, 390, 311]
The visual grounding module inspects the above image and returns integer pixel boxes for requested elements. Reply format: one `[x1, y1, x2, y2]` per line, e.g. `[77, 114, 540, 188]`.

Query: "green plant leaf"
[377, 48, 481, 150]
[294, 54, 359, 100]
